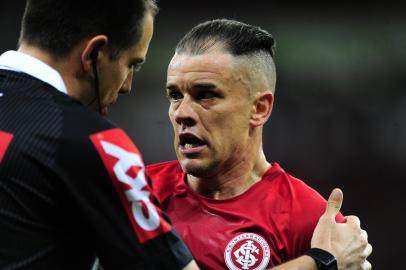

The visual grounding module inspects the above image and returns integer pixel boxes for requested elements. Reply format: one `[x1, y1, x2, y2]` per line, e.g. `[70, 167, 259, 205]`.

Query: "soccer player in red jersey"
[0, 3, 369, 269]
[146, 19, 372, 270]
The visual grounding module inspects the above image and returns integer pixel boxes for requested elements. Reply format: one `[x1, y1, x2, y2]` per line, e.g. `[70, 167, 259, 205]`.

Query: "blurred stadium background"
[1, 1, 405, 269]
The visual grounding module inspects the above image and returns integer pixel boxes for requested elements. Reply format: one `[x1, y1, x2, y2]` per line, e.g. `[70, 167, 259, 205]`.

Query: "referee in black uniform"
[0, 0, 199, 269]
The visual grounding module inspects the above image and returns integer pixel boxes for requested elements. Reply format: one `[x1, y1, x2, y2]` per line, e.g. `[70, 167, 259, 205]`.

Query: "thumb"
[324, 188, 343, 218]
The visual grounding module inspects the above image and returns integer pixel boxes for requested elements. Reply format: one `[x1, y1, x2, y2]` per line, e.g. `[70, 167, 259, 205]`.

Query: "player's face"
[97, 13, 154, 115]
[167, 51, 255, 177]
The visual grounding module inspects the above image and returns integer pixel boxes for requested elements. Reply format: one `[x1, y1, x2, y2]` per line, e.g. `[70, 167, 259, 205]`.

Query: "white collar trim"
[0, 50, 68, 94]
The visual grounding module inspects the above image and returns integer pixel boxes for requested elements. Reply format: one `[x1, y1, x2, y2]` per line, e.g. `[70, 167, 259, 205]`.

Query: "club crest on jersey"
[224, 233, 270, 270]
[90, 128, 171, 242]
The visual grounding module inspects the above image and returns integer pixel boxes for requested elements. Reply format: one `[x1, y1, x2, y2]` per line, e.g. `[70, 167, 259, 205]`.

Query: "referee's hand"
[311, 188, 372, 270]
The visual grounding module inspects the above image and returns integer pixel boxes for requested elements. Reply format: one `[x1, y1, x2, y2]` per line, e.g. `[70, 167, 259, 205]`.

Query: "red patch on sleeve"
[0, 131, 13, 163]
[90, 128, 171, 243]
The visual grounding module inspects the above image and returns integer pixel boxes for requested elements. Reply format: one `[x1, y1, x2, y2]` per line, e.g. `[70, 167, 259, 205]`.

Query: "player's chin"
[179, 158, 211, 177]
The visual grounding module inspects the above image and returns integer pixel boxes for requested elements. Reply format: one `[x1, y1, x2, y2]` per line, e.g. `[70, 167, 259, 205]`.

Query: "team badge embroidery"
[224, 233, 271, 270]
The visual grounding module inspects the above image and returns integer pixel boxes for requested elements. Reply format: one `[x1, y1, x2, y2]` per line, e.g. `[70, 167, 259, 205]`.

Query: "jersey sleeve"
[56, 127, 193, 269]
[284, 177, 345, 260]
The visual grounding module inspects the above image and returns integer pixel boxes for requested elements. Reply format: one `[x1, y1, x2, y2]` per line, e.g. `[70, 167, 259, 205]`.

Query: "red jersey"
[146, 161, 343, 270]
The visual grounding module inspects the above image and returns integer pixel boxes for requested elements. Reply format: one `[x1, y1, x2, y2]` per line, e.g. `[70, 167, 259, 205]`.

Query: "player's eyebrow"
[192, 83, 217, 90]
[166, 83, 179, 91]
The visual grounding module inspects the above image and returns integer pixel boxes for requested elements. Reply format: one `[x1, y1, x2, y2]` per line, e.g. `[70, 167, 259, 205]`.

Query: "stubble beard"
[180, 157, 220, 179]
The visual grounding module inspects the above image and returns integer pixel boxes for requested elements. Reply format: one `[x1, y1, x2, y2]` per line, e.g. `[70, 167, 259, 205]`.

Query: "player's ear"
[249, 91, 274, 127]
[81, 35, 108, 74]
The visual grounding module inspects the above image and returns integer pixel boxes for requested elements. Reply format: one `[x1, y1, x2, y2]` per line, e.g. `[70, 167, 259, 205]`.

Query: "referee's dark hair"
[18, 0, 158, 60]
[175, 18, 276, 58]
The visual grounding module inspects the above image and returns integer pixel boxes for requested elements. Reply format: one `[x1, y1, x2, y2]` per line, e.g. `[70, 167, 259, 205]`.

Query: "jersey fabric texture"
[0, 69, 192, 269]
[146, 160, 344, 270]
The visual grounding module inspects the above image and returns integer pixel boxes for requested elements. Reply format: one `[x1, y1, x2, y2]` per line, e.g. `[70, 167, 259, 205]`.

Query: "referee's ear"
[80, 35, 109, 75]
[249, 90, 274, 127]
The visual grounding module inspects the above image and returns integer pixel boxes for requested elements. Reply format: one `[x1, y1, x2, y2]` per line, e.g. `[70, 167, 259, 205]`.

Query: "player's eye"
[196, 90, 217, 100]
[166, 89, 183, 101]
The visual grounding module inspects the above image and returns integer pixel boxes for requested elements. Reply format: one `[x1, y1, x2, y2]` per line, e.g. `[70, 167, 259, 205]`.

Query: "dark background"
[1, 1, 405, 269]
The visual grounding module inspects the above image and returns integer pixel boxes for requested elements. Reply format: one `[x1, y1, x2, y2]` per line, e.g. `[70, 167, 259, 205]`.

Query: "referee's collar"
[0, 50, 68, 95]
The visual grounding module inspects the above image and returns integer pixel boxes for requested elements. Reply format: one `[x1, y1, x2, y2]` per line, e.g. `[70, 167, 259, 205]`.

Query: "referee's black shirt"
[0, 52, 192, 270]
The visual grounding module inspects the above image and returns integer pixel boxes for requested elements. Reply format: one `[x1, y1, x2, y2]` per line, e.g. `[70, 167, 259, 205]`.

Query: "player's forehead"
[167, 51, 244, 85]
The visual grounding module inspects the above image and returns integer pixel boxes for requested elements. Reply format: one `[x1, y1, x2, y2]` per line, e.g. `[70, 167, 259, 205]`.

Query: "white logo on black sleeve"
[224, 233, 270, 270]
[100, 140, 160, 231]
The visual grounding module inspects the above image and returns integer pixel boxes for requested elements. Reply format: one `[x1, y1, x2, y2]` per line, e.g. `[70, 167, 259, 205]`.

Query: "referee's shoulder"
[60, 98, 116, 135]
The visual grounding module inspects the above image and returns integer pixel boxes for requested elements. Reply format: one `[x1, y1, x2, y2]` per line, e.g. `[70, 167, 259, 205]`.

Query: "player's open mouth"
[179, 133, 206, 154]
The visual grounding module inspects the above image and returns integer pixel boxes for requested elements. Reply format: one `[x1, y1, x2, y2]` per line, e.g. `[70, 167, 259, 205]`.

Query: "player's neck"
[187, 150, 271, 200]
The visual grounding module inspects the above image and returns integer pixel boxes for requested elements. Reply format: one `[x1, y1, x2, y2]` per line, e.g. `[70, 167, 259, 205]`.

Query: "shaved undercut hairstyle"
[175, 19, 277, 93]
[19, 0, 158, 59]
